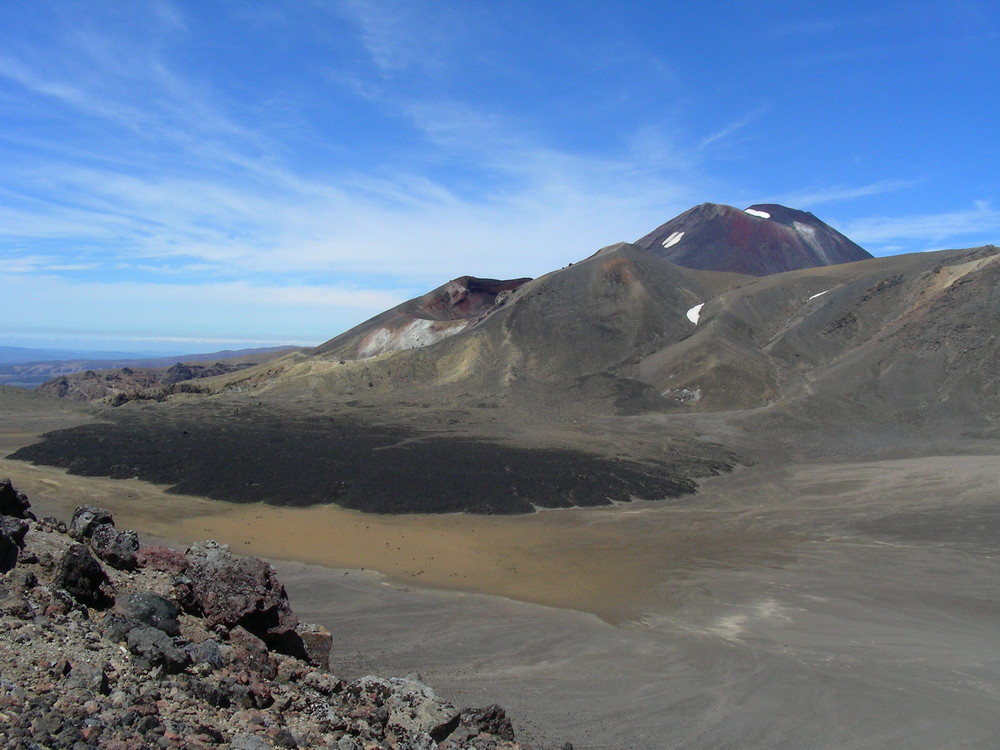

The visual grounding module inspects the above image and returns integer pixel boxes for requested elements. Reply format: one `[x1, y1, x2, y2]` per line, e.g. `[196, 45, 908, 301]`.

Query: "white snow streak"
[661, 231, 684, 249]
[744, 208, 771, 219]
[686, 302, 705, 324]
[807, 290, 829, 301]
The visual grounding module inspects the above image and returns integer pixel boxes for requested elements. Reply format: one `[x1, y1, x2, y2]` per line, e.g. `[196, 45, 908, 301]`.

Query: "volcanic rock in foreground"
[635, 202, 872, 275]
[0, 480, 526, 749]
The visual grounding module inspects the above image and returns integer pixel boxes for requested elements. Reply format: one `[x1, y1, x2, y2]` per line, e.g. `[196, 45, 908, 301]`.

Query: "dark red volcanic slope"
[635, 202, 872, 275]
[313, 275, 531, 360]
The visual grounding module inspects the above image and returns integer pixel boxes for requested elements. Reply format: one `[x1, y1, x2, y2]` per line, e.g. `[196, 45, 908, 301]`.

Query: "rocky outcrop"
[182, 540, 303, 658]
[34, 355, 289, 404]
[0, 479, 526, 749]
[0, 515, 30, 573]
[89, 523, 140, 571]
[0, 478, 34, 519]
[54, 543, 114, 609]
[70, 504, 139, 571]
[69, 504, 114, 538]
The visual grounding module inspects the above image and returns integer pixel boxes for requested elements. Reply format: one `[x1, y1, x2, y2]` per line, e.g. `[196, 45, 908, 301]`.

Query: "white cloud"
[0, 254, 99, 273]
[336, 0, 452, 75]
[776, 180, 914, 209]
[0, 274, 407, 343]
[0, 2, 714, 344]
[838, 200, 1000, 247]
[698, 107, 768, 150]
[0, 35, 704, 284]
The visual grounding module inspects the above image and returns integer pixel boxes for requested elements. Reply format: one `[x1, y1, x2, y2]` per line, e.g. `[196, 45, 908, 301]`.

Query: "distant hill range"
[0, 346, 169, 365]
[14, 202, 1000, 513]
[2, 346, 297, 392]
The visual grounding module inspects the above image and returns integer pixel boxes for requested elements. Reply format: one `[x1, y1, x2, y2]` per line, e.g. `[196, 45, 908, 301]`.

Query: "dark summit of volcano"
[635, 202, 872, 276]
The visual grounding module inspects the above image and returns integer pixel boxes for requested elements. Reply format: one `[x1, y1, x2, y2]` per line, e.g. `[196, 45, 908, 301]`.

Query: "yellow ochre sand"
[0, 452, 792, 622]
[3, 416, 998, 624]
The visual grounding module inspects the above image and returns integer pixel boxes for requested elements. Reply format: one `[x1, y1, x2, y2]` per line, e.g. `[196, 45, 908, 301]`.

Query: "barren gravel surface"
[3, 387, 1000, 748]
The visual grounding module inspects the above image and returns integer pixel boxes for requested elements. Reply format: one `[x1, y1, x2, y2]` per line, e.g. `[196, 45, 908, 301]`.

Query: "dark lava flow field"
[10, 401, 733, 513]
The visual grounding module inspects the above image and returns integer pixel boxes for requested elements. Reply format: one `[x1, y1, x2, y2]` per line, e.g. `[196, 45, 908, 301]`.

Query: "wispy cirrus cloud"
[0, 273, 406, 344]
[335, 0, 454, 76]
[839, 200, 1000, 249]
[698, 108, 768, 150]
[776, 180, 915, 209]
[0, 3, 706, 293]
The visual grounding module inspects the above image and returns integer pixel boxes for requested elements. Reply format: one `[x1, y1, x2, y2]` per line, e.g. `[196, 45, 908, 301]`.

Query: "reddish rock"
[228, 625, 277, 681]
[295, 622, 333, 670]
[135, 545, 189, 573]
[185, 541, 303, 657]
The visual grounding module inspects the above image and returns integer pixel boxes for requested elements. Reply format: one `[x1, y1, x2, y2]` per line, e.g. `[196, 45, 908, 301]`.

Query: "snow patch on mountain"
[686, 303, 705, 325]
[661, 231, 684, 249]
[744, 208, 771, 219]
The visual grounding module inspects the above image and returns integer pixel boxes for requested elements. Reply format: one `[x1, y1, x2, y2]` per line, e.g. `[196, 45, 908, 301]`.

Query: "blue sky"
[2, 1, 998, 354]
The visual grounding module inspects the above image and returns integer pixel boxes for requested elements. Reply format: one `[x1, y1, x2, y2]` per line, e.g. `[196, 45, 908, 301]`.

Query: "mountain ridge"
[11, 201, 1000, 514]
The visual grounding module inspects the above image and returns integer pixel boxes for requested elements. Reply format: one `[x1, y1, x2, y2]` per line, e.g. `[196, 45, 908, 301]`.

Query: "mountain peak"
[635, 202, 872, 276]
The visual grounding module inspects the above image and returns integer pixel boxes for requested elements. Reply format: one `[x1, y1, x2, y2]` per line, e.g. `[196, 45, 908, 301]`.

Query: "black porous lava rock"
[460, 704, 517, 742]
[0, 478, 34, 519]
[126, 624, 190, 673]
[187, 676, 232, 707]
[55, 543, 114, 609]
[123, 591, 180, 636]
[0, 529, 19, 574]
[70, 505, 114, 539]
[10, 407, 717, 514]
[99, 612, 139, 643]
[0, 517, 29, 548]
[184, 638, 224, 669]
[0, 517, 30, 573]
[89, 524, 139, 571]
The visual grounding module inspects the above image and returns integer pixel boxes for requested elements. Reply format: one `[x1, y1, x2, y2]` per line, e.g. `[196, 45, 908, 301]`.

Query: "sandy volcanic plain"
[2, 387, 999, 749]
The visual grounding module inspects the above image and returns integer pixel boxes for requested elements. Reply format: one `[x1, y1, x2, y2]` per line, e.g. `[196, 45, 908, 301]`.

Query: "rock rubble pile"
[0, 479, 526, 749]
